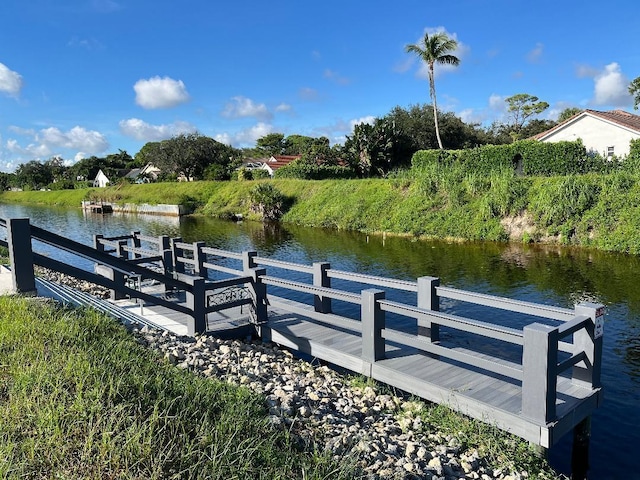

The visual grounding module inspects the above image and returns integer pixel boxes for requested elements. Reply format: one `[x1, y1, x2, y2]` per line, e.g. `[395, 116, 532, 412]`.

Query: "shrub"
[275, 160, 356, 180]
[249, 183, 285, 220]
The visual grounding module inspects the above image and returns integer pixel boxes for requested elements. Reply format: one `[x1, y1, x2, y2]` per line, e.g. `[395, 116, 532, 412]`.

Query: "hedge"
[411, 140, 616, 176]
[274, 161, 356, 180]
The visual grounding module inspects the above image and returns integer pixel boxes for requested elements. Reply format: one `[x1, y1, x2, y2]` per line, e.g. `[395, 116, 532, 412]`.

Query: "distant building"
[534, 109, 640, 158]
[125, 163, 161, 183]
[258, 155, 302, 176]
[92, 169, 110, 188]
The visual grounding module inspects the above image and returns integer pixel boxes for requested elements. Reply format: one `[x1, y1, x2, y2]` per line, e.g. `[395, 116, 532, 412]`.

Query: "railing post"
[192, 241, 206, 277]
[171, 237, 184, 274]
[417, 276, 440, 342]
[93, 234, 125, 300]
[7, 218, 36, 295]
[131, 230, 141, 259]
[93, 234, 105, 252]
[185, 277, 206, 335]
[242, 251, 257, 271]
[313, 262, 331, 313]
[361, 289, 385, 369]
[573, 302, 605, 389]
[247, 267, 267, 324]
[116, 239, 128, 260]
[522, 323, 558, 424]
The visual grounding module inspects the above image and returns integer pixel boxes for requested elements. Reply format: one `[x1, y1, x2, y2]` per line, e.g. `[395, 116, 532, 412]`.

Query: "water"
[1, 203, 637, 479]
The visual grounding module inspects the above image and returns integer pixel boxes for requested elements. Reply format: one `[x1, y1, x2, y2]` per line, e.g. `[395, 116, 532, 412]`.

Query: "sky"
[1, 0, 639, 173]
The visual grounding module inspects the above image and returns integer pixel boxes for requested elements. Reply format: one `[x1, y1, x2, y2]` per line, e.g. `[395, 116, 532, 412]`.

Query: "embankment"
[3, 171, 640, 254]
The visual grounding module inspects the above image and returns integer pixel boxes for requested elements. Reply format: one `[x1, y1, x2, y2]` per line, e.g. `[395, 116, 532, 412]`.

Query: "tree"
[15, 160, 54, 190]
[153, 133, 239, 181]
[405, 31, 460, 149]
[344, 119, 401, 176]
[505, 94, 549, 139]
[256, 133, 287, 156]
[557, 107, 583, 123]
[630, 77, 640, 110]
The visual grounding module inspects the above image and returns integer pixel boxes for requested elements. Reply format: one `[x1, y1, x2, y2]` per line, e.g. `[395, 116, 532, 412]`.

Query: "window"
[607, 146, 615, 157]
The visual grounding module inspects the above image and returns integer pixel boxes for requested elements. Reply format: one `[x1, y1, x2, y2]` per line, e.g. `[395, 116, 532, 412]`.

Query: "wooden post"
[171, 237, 184, 274]
[571, 416, 591, 480]
[522, 323, 558, 424]
[242, 251, 257, 271]
[186, 277, 206, 335]
[361, 289, 385, 367]
[7, 218, 36, 295]
[573, 302, 604, 389]
[417, 276, 440, 342]
[247, 267, 267, 324]
[131, 230, 141, 259]
[192, 241, 206, 277]
[313, 262, 331, 313]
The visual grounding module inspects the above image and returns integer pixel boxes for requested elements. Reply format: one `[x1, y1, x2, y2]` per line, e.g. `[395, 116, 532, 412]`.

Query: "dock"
[0, 217, 604, 454]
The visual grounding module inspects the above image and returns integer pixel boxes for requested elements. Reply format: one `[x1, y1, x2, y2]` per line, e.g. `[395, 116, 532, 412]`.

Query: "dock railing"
[0, 218, 262, 335]
[1, 218, 604, 436]
[168, 244, 604, 430]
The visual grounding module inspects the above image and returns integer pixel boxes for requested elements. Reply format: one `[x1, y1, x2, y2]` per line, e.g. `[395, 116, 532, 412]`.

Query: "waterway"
[1, 203, 637, 479]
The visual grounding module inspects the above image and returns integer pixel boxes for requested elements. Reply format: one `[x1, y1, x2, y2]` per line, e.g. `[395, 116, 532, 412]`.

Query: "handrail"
[261, 276, 361, 304]
[255, 256, 314, 274]
[379, 299, 524, 345]
[436, 286, 575, 321]
[328, 269, 417, 291]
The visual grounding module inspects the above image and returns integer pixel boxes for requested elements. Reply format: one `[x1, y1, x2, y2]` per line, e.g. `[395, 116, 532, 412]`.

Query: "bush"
[411, 140, 614, 177]
[249, 183, 285, 220]
[275, 160, 356, 180]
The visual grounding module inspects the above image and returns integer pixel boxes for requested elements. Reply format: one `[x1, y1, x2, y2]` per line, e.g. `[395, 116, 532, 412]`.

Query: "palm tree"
[406, 31, 460, 149]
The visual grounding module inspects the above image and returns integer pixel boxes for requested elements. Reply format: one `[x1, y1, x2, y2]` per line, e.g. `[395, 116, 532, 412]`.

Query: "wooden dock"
[0, 217, 605, 452]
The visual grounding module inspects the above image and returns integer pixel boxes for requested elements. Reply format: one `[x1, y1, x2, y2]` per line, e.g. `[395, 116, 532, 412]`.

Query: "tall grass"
[0, 296, 357, 479]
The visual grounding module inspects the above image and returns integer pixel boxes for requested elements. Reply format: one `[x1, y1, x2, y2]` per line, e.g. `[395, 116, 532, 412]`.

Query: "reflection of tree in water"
[247, 222, 294, 255]
[618, 331, 640, 384]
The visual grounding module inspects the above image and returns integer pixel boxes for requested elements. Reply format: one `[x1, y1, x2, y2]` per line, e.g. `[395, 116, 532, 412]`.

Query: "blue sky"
[1, 0, 638, 172]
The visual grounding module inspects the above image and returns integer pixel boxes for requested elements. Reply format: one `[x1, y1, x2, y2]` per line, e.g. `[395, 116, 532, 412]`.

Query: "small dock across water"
[0, 217, 604, 457]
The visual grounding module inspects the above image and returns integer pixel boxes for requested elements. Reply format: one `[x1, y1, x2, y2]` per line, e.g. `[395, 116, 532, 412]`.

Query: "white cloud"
[527, 42, 544, 63]
[216, 123, 275, 147]
[592, 62, 632, 107]
[222, 96, 272, 121]
[5, 126, 109, 161]
[119, 118, 196, 141]
[349, 116, 376, 129]
[458, 108, 486, 124]
[275, 103, 293, 113]
[0, 62, 23, 97]
[576, 64, 599, 78]
[489, 94, 506, 112]
[406, 27, 469, 80]
[134, 76, 190, 109]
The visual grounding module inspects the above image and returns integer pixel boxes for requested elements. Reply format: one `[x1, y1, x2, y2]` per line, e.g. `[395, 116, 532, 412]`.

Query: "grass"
[0, 296, 358, 479]
[4, 168, 640, 253]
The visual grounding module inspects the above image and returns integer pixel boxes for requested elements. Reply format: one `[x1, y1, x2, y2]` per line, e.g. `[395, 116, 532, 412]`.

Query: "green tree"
[344, 119, 402, 176]
[505, 93, 549, 139]
[629, 77, 640, 110]
[405, 31, 460, 149]
[15, 160, 54, 190]
[256, 133, 287, 156]
[557, 107, 583, 123]
[154, 133, 239, 181]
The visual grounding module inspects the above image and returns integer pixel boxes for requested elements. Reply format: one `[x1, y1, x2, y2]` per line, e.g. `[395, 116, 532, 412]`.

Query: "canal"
[1, 203, 637, 479]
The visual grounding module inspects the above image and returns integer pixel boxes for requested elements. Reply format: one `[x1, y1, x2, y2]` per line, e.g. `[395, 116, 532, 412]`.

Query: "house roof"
[265, 155, 302, 171]
[533, 109, 640, 140]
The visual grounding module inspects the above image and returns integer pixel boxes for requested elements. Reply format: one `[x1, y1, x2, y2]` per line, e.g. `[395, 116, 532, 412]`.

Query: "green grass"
[4, 169, 640, 253]
[0, 296, 357, 479]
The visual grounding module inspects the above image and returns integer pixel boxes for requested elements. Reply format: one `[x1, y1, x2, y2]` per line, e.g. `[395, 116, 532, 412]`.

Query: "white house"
[534, 109, 640, 158]
[258, 155, 301, 176]
[92, 169, 110, 188]
[125, 163, 161, 183]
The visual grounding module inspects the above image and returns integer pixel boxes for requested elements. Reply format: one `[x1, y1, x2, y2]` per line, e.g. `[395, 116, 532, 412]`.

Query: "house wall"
[541, 115, 639, 157]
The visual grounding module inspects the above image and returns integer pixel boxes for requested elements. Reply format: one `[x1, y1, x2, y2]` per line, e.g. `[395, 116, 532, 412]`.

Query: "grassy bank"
[3, 169, 640, 254]
[0, 296, 353, 479]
